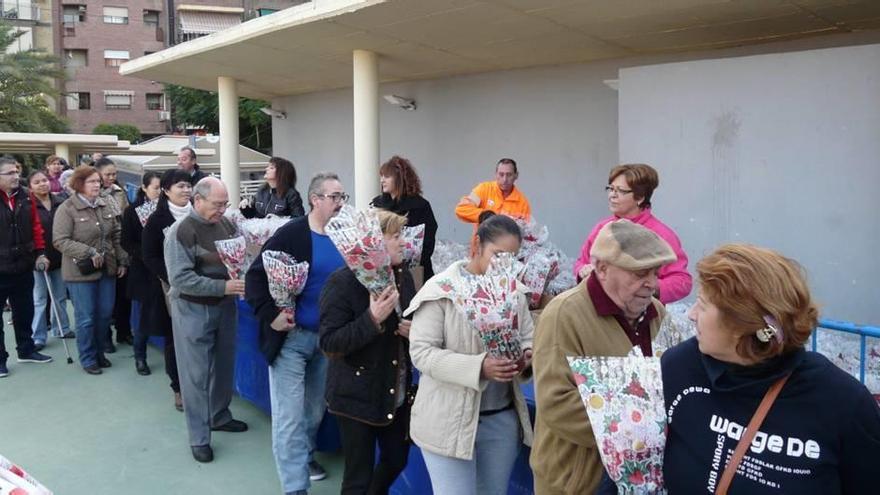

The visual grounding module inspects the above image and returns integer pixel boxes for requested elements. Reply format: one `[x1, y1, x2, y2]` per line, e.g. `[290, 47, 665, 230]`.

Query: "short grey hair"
[192, 177, 218, 199]
[0, 156, 17, 169]
[307, 171, 340, 209]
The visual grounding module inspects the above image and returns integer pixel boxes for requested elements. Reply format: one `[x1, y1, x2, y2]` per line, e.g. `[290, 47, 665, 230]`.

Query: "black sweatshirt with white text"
[661, 338, 880, 494]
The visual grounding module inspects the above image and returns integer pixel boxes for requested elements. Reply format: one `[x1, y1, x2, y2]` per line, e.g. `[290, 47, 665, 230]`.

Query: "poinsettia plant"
[568, 355, 667, 494]
[325, 205, 395, 296]
[437, 252, 526, 363]
[401, 224, 426, 268]
[261, 250, 309, 321]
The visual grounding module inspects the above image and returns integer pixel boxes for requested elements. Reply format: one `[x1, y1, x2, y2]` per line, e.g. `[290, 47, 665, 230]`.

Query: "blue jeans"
[269, 329, 328, 493]
[31, 269, 71, 344]
[422, 408, 521, 495]
[67, 276, 115, 368]
[130, 301, 148, 360]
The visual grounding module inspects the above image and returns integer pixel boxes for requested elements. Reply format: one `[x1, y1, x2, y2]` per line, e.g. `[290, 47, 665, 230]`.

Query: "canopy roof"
[120, 0, 880, 99]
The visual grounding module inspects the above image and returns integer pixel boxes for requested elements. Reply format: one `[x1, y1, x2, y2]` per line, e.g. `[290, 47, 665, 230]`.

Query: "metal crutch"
[42, 271, 74, 364]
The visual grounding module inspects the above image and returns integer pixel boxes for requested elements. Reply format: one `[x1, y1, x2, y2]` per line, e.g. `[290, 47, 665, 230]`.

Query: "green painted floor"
[0, 309, 343, 495]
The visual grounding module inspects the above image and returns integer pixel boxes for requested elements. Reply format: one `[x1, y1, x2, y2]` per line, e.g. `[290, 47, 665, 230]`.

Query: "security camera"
[260, 107, 287, 119]
[383, 94, 416, 111]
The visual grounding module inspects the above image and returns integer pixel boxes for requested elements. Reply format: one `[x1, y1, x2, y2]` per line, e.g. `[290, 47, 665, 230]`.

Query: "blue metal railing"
[812, 318, 880, 384]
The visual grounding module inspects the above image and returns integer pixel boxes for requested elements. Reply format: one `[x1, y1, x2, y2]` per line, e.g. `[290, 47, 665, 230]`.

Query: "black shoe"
[104, 343, 117, 354]
[33, 342, 45, 352]
[135, 359, 151, 376]
[117, 335, 133, 345]
[0, 362, 8, 378]
[97, 356, 112, 368]
[84, 365, 102, 375]
[309, 460, 327, 481]
[17, 351, 52, 364]
[174, 392, 184, 412]
[191, 445, 213, 463]
[211, 419, 248, 433]
[61, 332, 76, 339]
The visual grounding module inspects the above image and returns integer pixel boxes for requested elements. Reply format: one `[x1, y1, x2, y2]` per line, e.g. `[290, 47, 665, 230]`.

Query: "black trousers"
[336, 404, 411, 495]
[165, 338, 180, 393]
[108, 272, 131, 342]
[0, 271, 36, 362]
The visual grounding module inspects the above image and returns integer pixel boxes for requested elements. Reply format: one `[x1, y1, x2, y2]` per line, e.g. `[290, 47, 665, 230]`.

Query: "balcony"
[1, 0, 40, 22]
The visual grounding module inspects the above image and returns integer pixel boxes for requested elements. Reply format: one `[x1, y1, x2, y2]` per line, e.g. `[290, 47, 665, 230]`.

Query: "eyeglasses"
[209, 201, 230, 209]
[0, 170, 19, 177]
[317, 192, 349, 203]
[605, 185, 633, 196]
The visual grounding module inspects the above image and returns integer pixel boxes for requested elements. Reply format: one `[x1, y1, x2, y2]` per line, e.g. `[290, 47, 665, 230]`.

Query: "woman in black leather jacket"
[319, 209, 416, 495]
[239, 157, 305, 218]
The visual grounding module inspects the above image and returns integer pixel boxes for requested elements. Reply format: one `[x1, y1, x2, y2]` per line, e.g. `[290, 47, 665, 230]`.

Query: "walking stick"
[42, 271, 74, 364]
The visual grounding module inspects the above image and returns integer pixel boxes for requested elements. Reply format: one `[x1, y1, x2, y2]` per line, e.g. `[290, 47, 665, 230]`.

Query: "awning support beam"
[352, 49, 379, 210]
[218, 76, 240, 205]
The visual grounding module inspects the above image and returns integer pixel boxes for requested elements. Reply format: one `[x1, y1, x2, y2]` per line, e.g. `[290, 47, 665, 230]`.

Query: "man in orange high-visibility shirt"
[456, 158, 532, 223]
[456, 158, 532, 254]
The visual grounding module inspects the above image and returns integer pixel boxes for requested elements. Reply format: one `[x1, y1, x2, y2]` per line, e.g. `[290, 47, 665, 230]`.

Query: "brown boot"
[174, 392, 183, 412]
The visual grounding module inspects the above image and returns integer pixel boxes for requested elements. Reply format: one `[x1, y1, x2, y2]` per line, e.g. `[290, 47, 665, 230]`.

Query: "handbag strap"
[715, 373, 791, 495]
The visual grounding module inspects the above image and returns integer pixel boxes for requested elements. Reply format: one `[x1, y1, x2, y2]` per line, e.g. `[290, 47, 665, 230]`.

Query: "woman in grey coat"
[53, 166, 128, 375]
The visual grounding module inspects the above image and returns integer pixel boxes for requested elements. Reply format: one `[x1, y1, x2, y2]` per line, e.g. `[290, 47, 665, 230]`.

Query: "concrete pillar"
[54, 143, 70, 163]
[218, 76, 240, 205]
[352, 49, 379, 210]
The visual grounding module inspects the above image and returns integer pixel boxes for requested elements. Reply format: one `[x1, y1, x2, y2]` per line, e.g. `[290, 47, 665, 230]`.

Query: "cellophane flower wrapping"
[568, 355, 667, 495]
[326, 205, 395, 296]
[651, 303, 698, 357]
[0, 453, 52, 494]
[509, 216, 575, 308]
[135, 199, 158, 227]
[442, 252, 525, 361]
[215, 236, 251, 280]
[431, 239, 469, 274]
[401, 224, 426, 268]
[261, 250, 309, 320]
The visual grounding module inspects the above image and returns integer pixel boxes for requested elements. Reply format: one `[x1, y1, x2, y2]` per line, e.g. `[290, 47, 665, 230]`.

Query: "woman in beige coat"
[404, 214, 534, 495]
[53, 166, 127, 375]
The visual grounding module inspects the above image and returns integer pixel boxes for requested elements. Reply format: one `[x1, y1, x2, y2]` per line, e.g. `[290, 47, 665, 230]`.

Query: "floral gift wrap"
[261, 250, 309, 320]
[135, 199, 157, 227]
[326, 205, 395, 296]
[401, 224, 425, 268]
[443, 253, 526, 363]
[567, 355, 667, 494]
[215, 235, 252, 280]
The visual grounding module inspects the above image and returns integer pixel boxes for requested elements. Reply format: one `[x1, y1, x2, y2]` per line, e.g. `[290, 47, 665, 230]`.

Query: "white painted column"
[352, 49, 379, 210]
[218, 76, 240, 205]
[54, 143, 70, 163]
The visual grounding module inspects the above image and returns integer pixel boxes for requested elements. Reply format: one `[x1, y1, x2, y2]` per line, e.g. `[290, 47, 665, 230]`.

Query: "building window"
[64, 49, 88, 67]
[103, 49, 129, 67]
[66, 92, 91, 110]
[102, 6, 128, 24]
[62, 5, 86, 35]
[146, 93, 163, 111]
[257, 8, 278, 17]
[104, 91, 133, 110]
[143, 9, 159, 26]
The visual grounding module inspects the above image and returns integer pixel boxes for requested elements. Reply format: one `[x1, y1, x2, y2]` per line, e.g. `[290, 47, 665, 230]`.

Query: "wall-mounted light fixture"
[260, 107, 287, 119]
[383, 94, 417, 111]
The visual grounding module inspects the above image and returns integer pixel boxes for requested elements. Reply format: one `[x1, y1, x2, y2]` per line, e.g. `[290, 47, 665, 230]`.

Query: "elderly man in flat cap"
[530, 219, 678, 494]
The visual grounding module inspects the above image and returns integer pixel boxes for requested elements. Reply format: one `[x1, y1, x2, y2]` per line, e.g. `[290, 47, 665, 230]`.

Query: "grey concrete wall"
[271, 62, 622, 256]
[618, 43, 880, 323]
[271, 32, 880, 323]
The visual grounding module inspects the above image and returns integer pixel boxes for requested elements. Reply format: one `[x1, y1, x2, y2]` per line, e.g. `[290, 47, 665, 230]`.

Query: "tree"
[165, 84, 272, 153]
[93, 123, 142, 143]
[0, 21, 67, 133]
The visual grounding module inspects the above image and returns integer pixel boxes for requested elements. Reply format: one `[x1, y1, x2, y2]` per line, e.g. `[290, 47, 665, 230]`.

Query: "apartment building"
[57, 0, 304, 138]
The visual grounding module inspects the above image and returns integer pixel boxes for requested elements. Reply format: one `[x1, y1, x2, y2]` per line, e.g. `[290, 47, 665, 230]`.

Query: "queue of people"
[1, 150, 877, 495]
